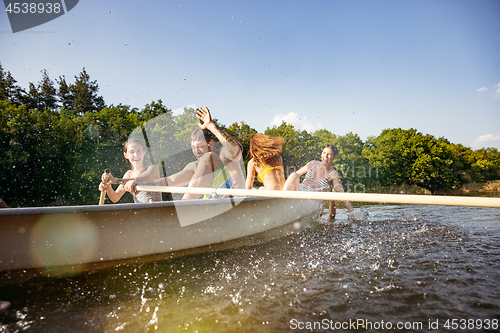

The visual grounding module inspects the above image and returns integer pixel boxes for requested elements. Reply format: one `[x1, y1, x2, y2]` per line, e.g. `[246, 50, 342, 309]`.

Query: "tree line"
[1, 65, 499, 207]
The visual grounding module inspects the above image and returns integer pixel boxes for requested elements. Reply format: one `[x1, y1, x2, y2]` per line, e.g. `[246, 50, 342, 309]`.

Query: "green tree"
[57, 75, 73, 110]
[265, 122, 302, 173]
[24, 82, 39, 111]
[479, 147, 500, 180]
[0, 65, 24, 105]
[312, 129, 337, 152]
[22, 70, 58, 111]
[0, 64, 6, 101]
[38, 69, 58, 111]
[222, 121, 258, 160]
[333, 132, 376, 191]
[71, 68, 105, 115]
[0, 101, 84, 206]
[362, 128, 458, 192]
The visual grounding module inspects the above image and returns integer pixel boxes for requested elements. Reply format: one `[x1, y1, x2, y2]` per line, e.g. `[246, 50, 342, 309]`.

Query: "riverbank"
[454, 180, 500, 194]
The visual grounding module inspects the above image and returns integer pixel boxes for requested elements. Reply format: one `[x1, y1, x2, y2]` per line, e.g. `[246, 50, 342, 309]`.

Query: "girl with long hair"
[99, 138, 162, 203]
[246, 133, 286, 190]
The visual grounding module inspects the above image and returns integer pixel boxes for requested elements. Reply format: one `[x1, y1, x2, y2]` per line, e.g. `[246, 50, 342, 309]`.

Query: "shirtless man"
[126, 106, 245, 199]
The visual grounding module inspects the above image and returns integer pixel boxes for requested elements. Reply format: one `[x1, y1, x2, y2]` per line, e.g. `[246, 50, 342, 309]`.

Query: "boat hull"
[0, 197, 321, 272]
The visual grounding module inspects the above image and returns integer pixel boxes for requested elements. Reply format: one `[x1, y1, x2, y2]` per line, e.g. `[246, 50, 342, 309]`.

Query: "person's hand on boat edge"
[124, 178, 138, 196]
[122, 179, 153, 202]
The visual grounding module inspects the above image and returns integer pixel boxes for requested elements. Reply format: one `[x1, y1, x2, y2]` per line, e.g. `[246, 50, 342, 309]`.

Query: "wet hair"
[324, 144, 338, 156]
[123, 138, 147, 170]
[247, 133, 285, 163]
[190, 127, 214, 143]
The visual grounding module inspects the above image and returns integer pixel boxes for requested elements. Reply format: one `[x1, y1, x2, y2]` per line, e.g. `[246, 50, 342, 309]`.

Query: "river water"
[1, 203, 499, 332]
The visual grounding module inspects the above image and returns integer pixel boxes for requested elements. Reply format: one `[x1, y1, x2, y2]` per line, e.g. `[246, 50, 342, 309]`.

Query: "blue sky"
[1, 0, 499, 149]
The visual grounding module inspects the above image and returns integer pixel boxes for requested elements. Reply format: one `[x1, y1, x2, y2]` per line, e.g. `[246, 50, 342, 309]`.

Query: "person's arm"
[290, 160, 316, 181]
[124, 165, 160, 194]
[296, 160, 316, 177]
[197, 106, 242, 161]
[283, 160, 315, 191]
[100, 170, 130, 203]
[134, 165, 160, 184]
[330, 171, 354, 213]
[246, 159, 257, 189]
[166, 162, 197, 187]
[129, 162, 197, 191]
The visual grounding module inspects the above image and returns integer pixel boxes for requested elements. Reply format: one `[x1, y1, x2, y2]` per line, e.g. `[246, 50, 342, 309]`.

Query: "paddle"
[99, 169, 111, 205]
[99, 169, 140, 204]
[134, 185, 500, 208]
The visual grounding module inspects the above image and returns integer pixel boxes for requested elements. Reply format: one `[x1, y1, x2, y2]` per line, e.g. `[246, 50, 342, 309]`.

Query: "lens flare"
[29, 213, 99, 275]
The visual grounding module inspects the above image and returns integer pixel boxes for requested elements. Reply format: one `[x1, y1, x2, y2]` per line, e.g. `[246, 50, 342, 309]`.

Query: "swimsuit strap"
[304, 161, 319, 180]
[304, 161, 335, 188]
[256, 160, 284, 184]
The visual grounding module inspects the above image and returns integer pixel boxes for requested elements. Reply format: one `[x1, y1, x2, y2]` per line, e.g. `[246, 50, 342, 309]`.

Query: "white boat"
[0, 197, 322, 273]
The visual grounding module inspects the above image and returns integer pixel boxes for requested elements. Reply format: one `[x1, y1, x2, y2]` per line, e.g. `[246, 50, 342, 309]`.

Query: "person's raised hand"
[196, 106, 213, 129]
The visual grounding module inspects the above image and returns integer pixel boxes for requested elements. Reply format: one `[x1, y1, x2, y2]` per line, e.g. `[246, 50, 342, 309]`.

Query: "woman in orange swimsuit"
[246, 133, 286, 190]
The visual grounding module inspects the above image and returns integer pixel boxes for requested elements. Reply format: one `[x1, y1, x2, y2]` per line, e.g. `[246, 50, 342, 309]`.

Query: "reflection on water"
[1, 205, 500, 332]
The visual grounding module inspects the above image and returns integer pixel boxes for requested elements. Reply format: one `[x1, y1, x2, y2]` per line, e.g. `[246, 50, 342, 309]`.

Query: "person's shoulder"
[184, 161, 198, 172]
[148, 164, 161, 175]
[145, 164, 159, 172]
[306, 160, 318, 168]
[329, 168, 340, 180]
[123, 170, 133, 178]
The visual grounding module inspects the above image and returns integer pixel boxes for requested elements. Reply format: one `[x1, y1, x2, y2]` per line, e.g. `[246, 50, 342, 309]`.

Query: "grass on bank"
[455, 180, 500, 194]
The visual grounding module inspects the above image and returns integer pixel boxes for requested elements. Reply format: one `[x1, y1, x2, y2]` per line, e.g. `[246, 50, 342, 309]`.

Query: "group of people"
[99, 106, 354, 220]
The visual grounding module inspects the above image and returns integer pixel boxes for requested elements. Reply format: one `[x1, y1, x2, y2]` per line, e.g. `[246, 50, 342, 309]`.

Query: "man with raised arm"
[126, 106, 245, 199]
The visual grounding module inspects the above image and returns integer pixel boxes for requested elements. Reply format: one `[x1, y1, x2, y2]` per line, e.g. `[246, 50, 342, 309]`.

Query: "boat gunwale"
[0, 196, 272, 216]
